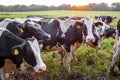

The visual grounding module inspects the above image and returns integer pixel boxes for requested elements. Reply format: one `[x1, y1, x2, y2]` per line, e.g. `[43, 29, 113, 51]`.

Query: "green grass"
[0, 10, 120, 27]
[1, 10, 120, 80]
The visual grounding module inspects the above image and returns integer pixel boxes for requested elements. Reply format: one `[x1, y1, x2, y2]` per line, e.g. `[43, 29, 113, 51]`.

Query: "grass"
[1, 10, 120, 80]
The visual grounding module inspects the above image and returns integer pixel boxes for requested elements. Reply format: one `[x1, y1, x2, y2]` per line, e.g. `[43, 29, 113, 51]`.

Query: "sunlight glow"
[0, 0, 119, 6]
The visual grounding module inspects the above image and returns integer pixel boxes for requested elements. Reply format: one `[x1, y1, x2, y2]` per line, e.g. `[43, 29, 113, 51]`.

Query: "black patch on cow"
[41, 19, 63, 49]
[0, 30, 24, 68]
[95, 16, 116, 24]
[6, 21, 23, 37]
[104, 28, 116, 38]
[94, 22, 103, 27]
[0, 57, 5, 68]
[63, 21, 83, 52]
[22, 41, 37, 66]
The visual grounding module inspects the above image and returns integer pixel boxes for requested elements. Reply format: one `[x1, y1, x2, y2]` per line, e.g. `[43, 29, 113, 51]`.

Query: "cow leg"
[109, 48, 120, 76]
[59, 50, 66, 66]
[113, 32, 118, 52]
[65, 52, 71, 72]
[0, 68, 4, 80]
[71, 42, 81, 62]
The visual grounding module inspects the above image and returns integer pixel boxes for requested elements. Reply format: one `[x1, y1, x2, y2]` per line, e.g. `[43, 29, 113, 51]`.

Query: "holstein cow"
[31, 18, 84, 72]
[0, 28, 46, 80]
[61, 17, 112, 72]
[57, 17, 102, 72]
[109, 19, 120, 76]
[95, 16, 116, 24]
[0, 18, 50, 41]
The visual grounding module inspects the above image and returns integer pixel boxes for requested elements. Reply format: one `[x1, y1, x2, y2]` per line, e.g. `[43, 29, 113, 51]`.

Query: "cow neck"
[3, 31, 24, 52]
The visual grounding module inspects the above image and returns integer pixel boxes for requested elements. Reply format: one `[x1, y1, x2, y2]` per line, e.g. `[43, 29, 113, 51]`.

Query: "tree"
[112, 2, 120, 11]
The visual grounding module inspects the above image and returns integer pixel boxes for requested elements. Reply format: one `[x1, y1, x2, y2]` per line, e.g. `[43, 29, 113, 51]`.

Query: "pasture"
[0, 10, 120, 80]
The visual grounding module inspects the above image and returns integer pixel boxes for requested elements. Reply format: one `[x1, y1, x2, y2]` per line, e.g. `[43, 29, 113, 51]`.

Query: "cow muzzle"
[34, 64, 46, 73]
[86, 37, 95, 43]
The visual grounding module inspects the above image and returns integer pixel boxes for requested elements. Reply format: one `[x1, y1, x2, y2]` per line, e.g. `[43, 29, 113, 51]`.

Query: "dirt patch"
[14, 67, 46, 80]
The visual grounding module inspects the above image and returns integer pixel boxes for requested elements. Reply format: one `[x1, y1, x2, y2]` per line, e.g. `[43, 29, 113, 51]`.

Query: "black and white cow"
[95, 16, 116, 24]
[109, 19, 120, 76]
[0, 18, 50, 41]
[61, 17, 113, 72]
[0, 28, 46, 80]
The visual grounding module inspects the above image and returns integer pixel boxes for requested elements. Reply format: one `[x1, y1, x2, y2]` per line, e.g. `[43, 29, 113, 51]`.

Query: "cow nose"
[87, 38, 95, 43]
[46, 34, 51, 40]
[39, 66, 46, 73]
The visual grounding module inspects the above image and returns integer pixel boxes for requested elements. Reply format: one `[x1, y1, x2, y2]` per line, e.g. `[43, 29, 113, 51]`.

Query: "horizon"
[0, 0, 119, 6]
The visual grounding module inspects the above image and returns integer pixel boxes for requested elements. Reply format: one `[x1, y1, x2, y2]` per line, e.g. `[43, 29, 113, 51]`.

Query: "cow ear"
[17, 24, 24, 33]
[94, 22, 103, 27]
[75, 21, 82, 29]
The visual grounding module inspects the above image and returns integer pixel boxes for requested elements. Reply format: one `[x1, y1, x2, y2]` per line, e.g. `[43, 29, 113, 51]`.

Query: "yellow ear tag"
[76, 25, 81, 29]
[20, 28, 24, 33]
[14, 49, 19, 55]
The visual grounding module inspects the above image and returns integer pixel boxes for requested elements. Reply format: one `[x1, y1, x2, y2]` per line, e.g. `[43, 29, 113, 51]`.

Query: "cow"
[0, 18, 51, 42]
[60, 17, 113, 72]
[95, 16, 116, 24]
[109, 19, 120, 76]
[0, 28, 46, 80]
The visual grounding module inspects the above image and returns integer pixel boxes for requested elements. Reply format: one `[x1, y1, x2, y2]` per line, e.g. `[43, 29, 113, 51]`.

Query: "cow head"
[11, 37, 46, 73]
[105, 16, 116, 24]
[82, 17, 96, 43]
[94, 21, 110, 39]
[23, 19, 51, 41]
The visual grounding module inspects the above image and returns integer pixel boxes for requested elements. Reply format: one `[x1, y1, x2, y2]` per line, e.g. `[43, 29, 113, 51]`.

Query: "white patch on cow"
[27, 20, 35, 25]
[28, 38, 46, 73]
[84, 17, 95, 42]
[48, 19, 55, 24]
[27, 17, 43, 22]
[58, 19, 76, 37]
[0, 18, 14, 28]
[0, 68, 4, 80]
[14, 18, 27, 24]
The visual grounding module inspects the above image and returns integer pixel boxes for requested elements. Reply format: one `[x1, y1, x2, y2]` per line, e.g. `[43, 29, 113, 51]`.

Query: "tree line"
[0, 2, 120, 12]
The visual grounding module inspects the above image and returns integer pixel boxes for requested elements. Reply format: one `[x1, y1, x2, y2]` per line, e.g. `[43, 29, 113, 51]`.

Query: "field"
[1, 10, 120, 80]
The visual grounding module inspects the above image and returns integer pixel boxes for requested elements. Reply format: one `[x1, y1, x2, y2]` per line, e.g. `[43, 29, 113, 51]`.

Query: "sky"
[0, 0, 119, 6]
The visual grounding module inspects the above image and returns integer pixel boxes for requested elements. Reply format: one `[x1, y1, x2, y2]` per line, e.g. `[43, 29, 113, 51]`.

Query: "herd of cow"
[0, 15, 119, 79]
